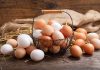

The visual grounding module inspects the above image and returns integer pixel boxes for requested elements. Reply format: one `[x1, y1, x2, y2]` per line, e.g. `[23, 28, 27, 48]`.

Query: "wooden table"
[0, 43, 100, 70]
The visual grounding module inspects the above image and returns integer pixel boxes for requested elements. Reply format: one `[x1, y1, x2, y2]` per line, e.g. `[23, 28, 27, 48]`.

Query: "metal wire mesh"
[32, 10, 74, 55]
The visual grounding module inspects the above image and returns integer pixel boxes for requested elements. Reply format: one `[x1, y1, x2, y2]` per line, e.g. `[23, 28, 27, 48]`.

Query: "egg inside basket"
[32, 10, 74, 56]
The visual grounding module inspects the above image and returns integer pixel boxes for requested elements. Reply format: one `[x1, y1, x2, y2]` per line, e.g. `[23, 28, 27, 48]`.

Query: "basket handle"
[42, 10, 65, 14]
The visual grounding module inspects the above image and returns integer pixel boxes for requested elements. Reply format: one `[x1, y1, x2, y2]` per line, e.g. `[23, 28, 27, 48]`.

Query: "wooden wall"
[0, 0, 100, 26]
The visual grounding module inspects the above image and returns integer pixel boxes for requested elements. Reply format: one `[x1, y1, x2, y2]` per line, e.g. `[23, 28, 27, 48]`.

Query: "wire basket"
[32, 10, 74, 56]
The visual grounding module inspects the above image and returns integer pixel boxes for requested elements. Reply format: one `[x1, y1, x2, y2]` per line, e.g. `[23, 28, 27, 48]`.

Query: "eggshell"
[82, 43, 94, 55]
[76, 28, 87, 35]
[25, 45, 36, 55]
[74, 32, 86, 40]
[70, 45, 82, 58]
[42, 25, 54, 36]
[33, 19, 46, 29]
[52, 30, 64, 40]
[17, 37, 30, 48]
[14, 47, 26, 59]
[33, 29, 42, 38]
[52, 30, 65, 46]
[87, 33, 99, 41]
[60, 25, 73, 38]
[74, 39, 85, 48]
[39, 36, 52, 47]
[60, 40, 68, 48]
[6, 39, 17, 48]
[40, 46, 48, 53]
[48, 20, 62, 30]
[30, 49, 45, 61]
[90, 38, 100, 49]
[49, 45, 60, 54]
[17, 34, 33, 48]
[17, 34, 33, 44]
[0, 44, 13, 55]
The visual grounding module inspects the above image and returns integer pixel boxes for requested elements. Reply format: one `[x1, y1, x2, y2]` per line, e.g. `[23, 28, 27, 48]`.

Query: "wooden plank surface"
[0, 0, 100, 26]
[0, 46, 100, 70]
[0, 0, 100, 70]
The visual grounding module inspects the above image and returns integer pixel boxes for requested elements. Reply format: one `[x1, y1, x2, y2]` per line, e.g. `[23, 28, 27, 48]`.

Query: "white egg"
[87, 33, 99, 41]
[50, 20, 62, 30]
[90, 38, 100, 49]
[0, 44, 13, 55]
[33, 29, 42, 38]
[17, 36, 30, 48]
[17, 34, 33, 44]
[17, 34, 32, 48]
[30, 49, 45, 61]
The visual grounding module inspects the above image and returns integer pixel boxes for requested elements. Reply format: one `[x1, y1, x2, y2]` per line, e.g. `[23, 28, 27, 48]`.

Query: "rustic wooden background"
[0, 0, 100, 26]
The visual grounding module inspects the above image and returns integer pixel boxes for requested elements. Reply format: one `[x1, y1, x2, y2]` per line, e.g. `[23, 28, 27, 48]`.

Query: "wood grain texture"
[0, 0, 100, 26]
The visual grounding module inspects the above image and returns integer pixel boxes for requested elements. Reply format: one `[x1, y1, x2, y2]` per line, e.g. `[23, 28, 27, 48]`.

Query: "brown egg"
[70, 45, 82, 58]
[39, 36, 52, 47]
[74, 39, 85, 48]
[60, 40, 68, 48]
[60, 25, 73, 38]
[49, 45, 60, 54]
[33, 19, 46, 29]
[42, 25, 54, 36]
[25, 45, 36, 55]
[74, 32, 86, 40]
[6, 39, 17, 48]
[76, 28, 87, 35]
[14, 47, 26, 59]
[82, 43, 94, 55]
[40, 46, 48, 53]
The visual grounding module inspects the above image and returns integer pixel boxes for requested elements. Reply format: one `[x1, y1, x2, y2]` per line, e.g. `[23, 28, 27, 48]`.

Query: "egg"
[87, 33, 99, 41]
[40, 46, 48, 53]
[49, 45, 60, 54]
[74, 32, 86, 40]
[0, 44, 13, 55]
[25, 45, 36, 55]
[17, 37, 30, 48]
[52, 30, 65, 45]
[82, 43, 94, 55]
[90, 38, 100, 49]
[76, 28, 87, 35]
[60, 25, 73, 38]
[33, 19, 46, 29]
[42, 25, 54, 36]
[17, 34, 32, 48]
[60, 40, 68, 48]
[74, 39, 85, 48]
[52, 30, 64, 40]
[33, 29, 42, 38]
[48, 20, 62, 30]
[70, 45, 82, 58]
[17, 34, 33, 44]
[30, 49, 45, 61]
[6, 39, 17, 48]
[14, 47, 26, 59]
[39, 36, 52, 47]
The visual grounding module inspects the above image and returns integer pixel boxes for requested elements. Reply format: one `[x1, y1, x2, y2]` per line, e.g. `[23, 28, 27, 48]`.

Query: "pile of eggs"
[33, 19, 73, 53]
[0, 19, 100, 62]
[0, 34, 44, 61]
[33, 19, 100, 58]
